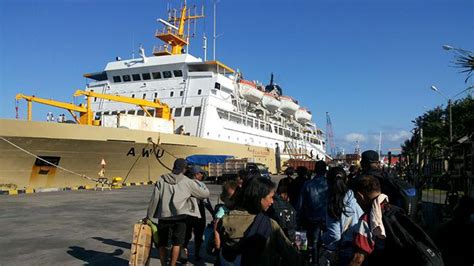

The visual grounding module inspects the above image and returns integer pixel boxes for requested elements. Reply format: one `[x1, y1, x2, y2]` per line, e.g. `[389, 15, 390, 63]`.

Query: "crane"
[15, 94, 91, 125]
[73, 90, 172, 120]
[326, 112, 336, 157]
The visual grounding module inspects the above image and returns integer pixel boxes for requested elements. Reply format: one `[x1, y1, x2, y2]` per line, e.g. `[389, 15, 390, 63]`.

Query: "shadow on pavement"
[67, 246, 127, 265]
[92, 237, 131, 249]
[92, 236, 160, 259]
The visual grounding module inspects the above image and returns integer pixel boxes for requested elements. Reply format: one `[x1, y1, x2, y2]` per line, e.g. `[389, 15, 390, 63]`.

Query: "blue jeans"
[306, 223, 322, 265]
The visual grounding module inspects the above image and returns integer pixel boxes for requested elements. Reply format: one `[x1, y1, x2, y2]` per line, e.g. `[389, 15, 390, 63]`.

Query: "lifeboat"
[239, 80, 264, 103]
[295, 108, 312, 123]
[278, 96, 299, 115]
[261, 93, 281, 112]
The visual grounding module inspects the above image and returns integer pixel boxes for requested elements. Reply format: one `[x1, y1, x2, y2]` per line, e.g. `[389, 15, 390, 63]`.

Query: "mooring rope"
[1, 135, 184, 185]
[0, 136, 107, 184]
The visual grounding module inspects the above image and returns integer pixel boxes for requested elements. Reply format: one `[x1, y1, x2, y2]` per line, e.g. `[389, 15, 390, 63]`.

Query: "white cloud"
[344, 133, 367, 142]
[385, 130, 411, 142]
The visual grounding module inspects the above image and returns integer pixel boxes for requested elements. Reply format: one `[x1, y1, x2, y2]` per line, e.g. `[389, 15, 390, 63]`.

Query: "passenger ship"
[0, 2, 326, 190]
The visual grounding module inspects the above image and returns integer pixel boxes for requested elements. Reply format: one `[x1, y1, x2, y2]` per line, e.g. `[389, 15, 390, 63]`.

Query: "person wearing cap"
[146, 158, 210, 266]
[348, 150, 381, 190]
[182, 165, 213, 261]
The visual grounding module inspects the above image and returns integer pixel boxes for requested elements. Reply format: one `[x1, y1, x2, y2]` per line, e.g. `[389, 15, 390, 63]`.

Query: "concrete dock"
[0, 183, 225, 265]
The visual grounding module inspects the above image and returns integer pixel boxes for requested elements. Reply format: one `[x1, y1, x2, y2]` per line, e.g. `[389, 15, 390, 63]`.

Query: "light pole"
[430, 85, 452, 142]
[442, 44, 472, 55]
[443, 44, 474, 84]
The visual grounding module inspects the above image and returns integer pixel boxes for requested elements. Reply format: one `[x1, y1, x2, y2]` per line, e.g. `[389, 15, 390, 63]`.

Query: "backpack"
[221, 213, 272, 265]
[268, 196, 297, 242]
[367, 170, 418, 219]
[380, 204, 444, 266]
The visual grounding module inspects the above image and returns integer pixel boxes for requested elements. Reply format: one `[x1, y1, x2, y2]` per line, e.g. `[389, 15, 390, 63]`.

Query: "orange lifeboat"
[239, 80, 264, 103]
[279, 96, 299, 115]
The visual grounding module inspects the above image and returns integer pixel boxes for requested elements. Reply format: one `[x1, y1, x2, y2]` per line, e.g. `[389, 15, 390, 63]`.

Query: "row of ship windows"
[217, 110, 321, 144]
[95, 106, 202, 118]
[93, 89, 202, 103]
[112, 70, 183, 83]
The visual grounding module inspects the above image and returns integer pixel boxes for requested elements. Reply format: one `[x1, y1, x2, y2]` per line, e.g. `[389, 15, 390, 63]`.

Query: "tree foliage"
[402, 96, 474, 157]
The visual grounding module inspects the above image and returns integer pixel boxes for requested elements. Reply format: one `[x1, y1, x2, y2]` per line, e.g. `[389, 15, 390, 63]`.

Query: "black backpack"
[368, 170, 418, 219]
[380, 204, 444, 266]
[268, 195, 297, 242]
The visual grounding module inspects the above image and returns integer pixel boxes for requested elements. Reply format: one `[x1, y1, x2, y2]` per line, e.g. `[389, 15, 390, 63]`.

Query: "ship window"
[247, 118, 253, 128]
[113, 76, 122, 83]
[152, 72, 161, 79]
[132, 74, 141, 81]
[127, 110, 135, 115]
[173, 70, 183, 77]
[154, 92, 158, 98]
[193, 107, 201, 116]
[214, 82, 221, 90]
[131, 94, 135, 98]
[104, 111, 110, 115]
[198, 89, 202, 95]
[184, 107, 192, 116]
[148, 109, 155, 117]
[175, 108, 182, 117]
[120, 110, 126, 114]
[111, 111, 118, 115]
[163, 71, 172, 78]
[122, 75, 131, 82]
[170, 91, 174, 97]
[142, 73, 151, 80]
[142, 93, 146, 99]
[137, 110, 144, 116]
[180, 91, 184, 96]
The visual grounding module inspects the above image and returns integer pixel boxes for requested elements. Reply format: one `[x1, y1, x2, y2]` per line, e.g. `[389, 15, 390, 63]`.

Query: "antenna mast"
[378, 131, 382, 158]
[326, 112, 336, 157]
[203, 35, 207, 61]
[154, 1, 204, 56]
[213, 0, 217, 60]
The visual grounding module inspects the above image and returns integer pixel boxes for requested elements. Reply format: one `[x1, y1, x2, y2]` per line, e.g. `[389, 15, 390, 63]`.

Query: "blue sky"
[1, 0, 473, 154]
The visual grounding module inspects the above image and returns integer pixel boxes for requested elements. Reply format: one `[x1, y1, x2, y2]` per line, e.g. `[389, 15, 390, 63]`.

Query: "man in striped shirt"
[350, 175, 388, 266]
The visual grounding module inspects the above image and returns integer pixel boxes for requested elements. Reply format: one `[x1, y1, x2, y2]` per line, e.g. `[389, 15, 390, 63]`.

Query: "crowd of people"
[145, 150, 465, 266]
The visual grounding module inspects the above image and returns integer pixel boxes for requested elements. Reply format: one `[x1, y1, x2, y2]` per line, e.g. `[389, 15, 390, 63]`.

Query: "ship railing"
[155, 29, 188, 41]
[153, 45, 173, 56]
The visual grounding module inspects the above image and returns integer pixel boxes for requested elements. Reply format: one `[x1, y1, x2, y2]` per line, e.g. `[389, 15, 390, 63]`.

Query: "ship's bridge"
[104, 54, 202, 71]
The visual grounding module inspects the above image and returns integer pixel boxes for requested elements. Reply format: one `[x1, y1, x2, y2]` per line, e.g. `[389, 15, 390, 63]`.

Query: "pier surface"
[0, 180, 243, 265]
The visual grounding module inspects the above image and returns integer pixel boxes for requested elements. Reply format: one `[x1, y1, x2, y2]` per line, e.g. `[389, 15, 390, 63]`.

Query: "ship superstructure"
[85, 3, 326, 162]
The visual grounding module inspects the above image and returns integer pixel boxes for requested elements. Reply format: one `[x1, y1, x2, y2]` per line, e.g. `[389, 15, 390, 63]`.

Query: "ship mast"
[154, 1, 204, 56]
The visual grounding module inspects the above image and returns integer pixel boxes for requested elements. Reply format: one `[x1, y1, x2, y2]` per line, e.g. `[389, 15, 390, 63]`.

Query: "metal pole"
[213, 0, 216, 60]
[448, 99, 452, 142]
[203, 35, 207, 61]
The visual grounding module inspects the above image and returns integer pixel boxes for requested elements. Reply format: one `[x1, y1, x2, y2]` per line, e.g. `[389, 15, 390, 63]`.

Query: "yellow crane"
[15, 94, 92, 125]
[73, 90, 172, 120]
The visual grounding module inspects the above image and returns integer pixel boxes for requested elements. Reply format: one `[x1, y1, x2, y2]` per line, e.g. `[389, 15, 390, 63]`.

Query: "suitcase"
[129, 223, 152, 266]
